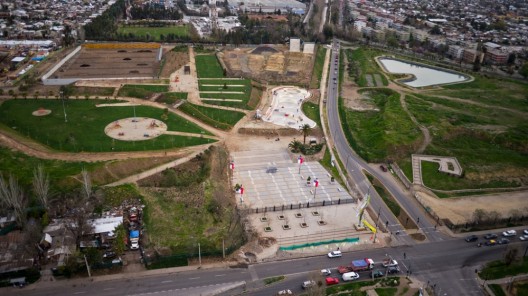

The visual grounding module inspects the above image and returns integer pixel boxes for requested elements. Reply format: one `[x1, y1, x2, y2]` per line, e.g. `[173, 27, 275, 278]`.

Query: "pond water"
[379, 58, 469, 87]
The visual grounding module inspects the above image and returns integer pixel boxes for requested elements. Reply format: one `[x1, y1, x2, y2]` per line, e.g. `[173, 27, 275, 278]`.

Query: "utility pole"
[198, 243, 201, 267]
[83, 254, 91, 277]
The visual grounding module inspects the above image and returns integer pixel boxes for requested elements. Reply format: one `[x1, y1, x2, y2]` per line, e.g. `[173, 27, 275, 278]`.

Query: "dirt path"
[399, 93, 431, 153]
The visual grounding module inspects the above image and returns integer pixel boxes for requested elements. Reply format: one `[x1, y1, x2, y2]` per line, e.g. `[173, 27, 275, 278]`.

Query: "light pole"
[60, 91, 67, 123]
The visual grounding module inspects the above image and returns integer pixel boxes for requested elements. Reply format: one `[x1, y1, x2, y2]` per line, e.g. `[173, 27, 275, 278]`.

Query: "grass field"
[404, 94, 527, 190]
[479, 258, 528, 280]
[178, 102, 245, 130]
[117, 25, 189, 41]
[195, 55, 224, 78]
[340, 88, 422, 162]
[310, 45, 327, 88]
[302, 101, 321, 128]
[118, 84, 169, 99]
[0, 146, 102, 190]
[199, 79, 255, 110]
[0, 100, 214, 152]
[158, 92, 188, 105]
[346, 48, 388, 87]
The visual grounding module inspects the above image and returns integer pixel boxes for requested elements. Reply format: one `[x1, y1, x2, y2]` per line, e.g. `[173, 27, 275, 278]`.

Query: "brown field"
[53, 46, 160, 79]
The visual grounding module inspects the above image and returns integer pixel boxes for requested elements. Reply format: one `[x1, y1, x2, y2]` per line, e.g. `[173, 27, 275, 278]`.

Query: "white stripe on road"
[215, 274, 225, 277]
[161, 280, 173, 283]
[189, 277, 200, 280]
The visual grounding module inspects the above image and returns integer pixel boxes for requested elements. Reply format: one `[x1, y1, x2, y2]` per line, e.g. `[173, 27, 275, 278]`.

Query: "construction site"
[220, 44, 315, 86]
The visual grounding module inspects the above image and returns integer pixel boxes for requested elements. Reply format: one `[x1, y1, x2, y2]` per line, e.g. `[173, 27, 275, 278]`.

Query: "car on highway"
[524, 230, 528, 235]
[387, 266, 400, 274]
[502, 230, 517, 237]
[465, 235, 478, 242]
[370, 270, 384, 278]
[519, 235, 528, 241]
[321, 268, 332, 276]
[302, 280, 316, 289]
[485, 239, 497, 246]
[342, 272, 360, 281]
[498, 238, 510, 244]
[325, 277, 339, 285]
[328, 250, 342, 258]
[484, 233, 498, 239]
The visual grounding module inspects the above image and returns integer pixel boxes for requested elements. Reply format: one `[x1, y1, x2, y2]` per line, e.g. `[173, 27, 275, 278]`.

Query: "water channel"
[378, 58, 470, 87]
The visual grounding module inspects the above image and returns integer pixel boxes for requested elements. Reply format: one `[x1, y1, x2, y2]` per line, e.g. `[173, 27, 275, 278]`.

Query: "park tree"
[33, 165, 51, 212]
[0, 173, 27, 227]
[300, 124, 312, 144]
[519, 62, 528, 79]
[503, 246, 520, 266]
[472, 208, 486, 224]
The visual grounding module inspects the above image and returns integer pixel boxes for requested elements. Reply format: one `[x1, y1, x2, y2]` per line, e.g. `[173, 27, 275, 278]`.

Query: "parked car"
[484, 233, 498, 239]
[276, 289, 293, 295]
[103, 251, 116, 259]
[485, 239, 497, 246]
[301, 280, 316, 289]
[498, 238, 510, 244]
[342, 272, 360, 281]
[379, 165, 388, 172]
[519, 235, 528, 241]
[321, 269, 332, 276]
[325, 277, 339, 285]
[370, 270, 384, 278]
[465, 235, 478, 242]
[502, 230, 517, 237]
[387, 266, 400, 274]
[327, 250, 342, 258]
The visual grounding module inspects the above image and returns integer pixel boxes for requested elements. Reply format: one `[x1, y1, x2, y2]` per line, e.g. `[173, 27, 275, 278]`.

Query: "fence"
[236, 198, 356, 216]
[279, 237, 360, 251]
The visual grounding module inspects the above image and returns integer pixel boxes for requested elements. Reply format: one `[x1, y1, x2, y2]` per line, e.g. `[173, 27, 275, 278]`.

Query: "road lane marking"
[74, 292, 86, 294]
[189, 277, 200, 280]
[161, 280, 173, 283]
[215, 274, 225, 277]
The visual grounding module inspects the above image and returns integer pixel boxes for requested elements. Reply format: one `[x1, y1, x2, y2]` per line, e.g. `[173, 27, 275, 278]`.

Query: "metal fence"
[236, 198, 357, 215]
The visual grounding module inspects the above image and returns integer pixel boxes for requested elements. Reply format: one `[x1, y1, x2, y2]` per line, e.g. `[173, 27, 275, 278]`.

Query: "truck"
[338, 258, 374, 273]
[129, 230, 140, 250]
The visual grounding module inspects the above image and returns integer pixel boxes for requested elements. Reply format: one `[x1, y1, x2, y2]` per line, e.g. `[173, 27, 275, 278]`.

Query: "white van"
[342, 272, 360, 281]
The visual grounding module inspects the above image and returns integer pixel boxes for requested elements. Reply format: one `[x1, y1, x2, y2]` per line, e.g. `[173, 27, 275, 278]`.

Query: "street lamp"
[60, 91, 67, 123]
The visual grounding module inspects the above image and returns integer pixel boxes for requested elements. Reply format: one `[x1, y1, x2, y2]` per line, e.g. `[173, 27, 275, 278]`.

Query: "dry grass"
[160, 50, 189, 78]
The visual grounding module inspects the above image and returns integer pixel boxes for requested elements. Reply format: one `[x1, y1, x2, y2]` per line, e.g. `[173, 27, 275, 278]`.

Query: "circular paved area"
[104, 117, 167, 141]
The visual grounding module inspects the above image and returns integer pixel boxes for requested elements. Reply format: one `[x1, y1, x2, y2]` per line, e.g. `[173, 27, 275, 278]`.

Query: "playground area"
[104, 117, 168, 141]
[262, 86, 316, 129]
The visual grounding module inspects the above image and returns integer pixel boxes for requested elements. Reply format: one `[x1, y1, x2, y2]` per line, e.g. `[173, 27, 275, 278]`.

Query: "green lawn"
[346, 48, 388, 87]
[488, 284, 506, 296]
[178, 102, 245, 130]
[302, 101, 321, 128]
[340, 88, 422, 162]
[405, 94, 527, 190]
[0, 146, 102, 190]
[195, 55, 224, 78]
[118, 84, 169, 99]
[0, 100, 214, 152]
[310, 45, 327, 88]
[199, 79, 254, 110]
[117, 25, 189, 41]
[158, 92, 188, 105]
[375, 287, 398, 296]
[479, 258, 528, 280]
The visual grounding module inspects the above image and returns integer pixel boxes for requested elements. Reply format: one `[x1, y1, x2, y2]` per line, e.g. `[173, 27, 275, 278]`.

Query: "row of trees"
[130, 5, 182, 20]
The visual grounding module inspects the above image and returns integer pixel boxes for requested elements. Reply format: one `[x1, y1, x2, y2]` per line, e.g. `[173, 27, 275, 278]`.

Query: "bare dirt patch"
[160, 50, 189, 78]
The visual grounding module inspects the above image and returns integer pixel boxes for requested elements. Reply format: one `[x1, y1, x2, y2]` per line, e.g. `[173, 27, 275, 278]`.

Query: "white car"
[321, 268, 332, 276]
[523, 230, 528, 235]
[519, 235, 528, 241]
[327, 250, 342, 258]
[502, 230, 517, 237]
[301, 280, 316, 289]
[342, 272, 360, 281]
[382, 259, 398, 268]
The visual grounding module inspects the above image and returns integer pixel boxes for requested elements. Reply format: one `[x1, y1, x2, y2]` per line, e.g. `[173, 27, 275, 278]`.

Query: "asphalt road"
[13, 239, 520, 296]
[325, 39, 446, 243]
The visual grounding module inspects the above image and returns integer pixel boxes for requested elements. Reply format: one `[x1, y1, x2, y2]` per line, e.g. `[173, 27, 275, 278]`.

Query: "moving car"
[325, 277, 339, 285]
[301, 280, 316, 289]
[371, 270, 384, 278]
[387, 266, 400, 274]
[524, 230, 528, 235]
[328, 250, 342, 258]
[276, 289, 293, 295]
[379, 165, 388, 172]
[519, 235, 528, 241]
[502, 230, 517, 237]
[321, 269, 332, 276]
[484, 233, 498, 239]
[465, 235, 478, 242]
[342, 272, 360, 281]
[485, 239, 497, 246]
[498, 238, 510, 244]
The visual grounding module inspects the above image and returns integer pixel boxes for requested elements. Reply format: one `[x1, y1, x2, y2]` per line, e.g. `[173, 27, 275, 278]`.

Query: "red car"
[325, 277, 339, 285]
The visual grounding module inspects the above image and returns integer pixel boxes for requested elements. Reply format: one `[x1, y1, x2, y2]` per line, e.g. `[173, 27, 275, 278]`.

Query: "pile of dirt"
[160, 50, 189, 78]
